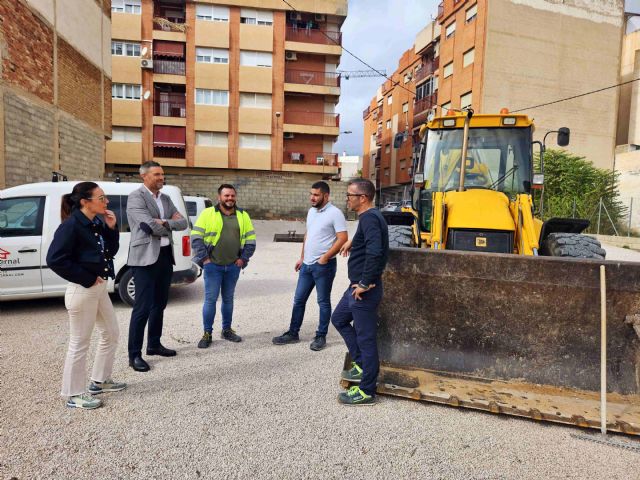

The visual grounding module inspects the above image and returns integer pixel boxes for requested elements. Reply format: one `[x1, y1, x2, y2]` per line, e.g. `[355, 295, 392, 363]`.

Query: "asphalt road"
[1, 220, 639, 479]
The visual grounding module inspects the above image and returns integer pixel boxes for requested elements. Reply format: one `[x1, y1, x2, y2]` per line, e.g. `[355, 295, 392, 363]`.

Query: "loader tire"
[540, 233, 606, 260]
[388, 225, 414, 248]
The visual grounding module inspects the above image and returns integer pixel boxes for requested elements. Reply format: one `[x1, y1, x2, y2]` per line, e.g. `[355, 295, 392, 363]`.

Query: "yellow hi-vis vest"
[191, 206, 256, 250]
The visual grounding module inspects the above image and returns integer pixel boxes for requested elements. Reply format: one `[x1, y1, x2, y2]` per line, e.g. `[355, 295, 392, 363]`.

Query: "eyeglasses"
[89, 196, 108, 202]
[346, 193, 365, 198]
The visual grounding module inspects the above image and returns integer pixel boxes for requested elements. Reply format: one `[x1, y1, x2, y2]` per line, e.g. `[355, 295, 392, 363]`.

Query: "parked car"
[184, 195, 213, 226]
[380, 201, 401, 212]
[0, 181, 199, 306]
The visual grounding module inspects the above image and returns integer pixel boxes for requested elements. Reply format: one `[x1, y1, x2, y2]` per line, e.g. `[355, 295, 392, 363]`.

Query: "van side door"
[0, 196, 45, 296]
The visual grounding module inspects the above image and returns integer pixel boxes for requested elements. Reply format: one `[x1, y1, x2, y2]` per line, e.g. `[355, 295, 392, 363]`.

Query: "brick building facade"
[0, 0, 112, 188]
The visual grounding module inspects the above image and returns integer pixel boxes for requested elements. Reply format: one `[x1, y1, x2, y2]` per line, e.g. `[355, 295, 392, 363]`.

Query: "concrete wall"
[617, 30, 640, 145]
[112, 169, 348, 219]
[615, 149, 640, 231]
[482, 0, 624, 169]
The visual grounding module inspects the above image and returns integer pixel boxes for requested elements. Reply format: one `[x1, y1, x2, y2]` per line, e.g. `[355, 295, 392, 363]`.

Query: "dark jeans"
[331, 281, 383, 396]
[289, 258, 337, 337]
[202, 262, 241, 332]
[128, 246, 173, 359]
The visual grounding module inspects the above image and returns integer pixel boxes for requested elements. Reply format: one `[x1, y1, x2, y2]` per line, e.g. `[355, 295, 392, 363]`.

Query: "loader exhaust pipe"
[457, 109, 474, 192]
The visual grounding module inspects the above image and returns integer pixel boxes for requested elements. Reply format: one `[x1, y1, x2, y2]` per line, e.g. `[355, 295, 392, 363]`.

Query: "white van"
[184, 195, 213, 226]
[0, 181, 199, 306]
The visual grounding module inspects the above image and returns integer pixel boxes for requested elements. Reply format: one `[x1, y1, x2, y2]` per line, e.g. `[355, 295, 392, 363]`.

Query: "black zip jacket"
[46, 209, 119, 288]
[348, 208, 389, 286]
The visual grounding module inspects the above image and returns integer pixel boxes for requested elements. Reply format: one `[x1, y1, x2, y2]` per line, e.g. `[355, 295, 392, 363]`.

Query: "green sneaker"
[338, 386, 375, 406]
[341, 362, 363, 383]
[66, 393, 102, 410]
[88, 379, 127, 394]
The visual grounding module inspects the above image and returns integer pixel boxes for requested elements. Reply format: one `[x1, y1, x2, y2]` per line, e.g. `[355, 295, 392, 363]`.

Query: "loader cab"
[412, 113, 534, 234]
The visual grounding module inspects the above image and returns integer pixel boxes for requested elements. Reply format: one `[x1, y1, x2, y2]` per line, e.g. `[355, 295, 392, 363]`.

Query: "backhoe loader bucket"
[358, 248, 640, 434]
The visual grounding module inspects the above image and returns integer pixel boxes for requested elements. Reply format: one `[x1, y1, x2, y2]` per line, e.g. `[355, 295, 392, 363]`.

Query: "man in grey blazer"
[126, 161, 188, 372]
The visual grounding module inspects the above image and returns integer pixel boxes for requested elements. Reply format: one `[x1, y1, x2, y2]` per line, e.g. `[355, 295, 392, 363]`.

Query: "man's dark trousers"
[331, 282, 384, 396]
[128, 246, 173, 359]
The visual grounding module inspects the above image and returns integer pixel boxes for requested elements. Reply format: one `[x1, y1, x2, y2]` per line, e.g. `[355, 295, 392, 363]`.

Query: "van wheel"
[118, 269, 135, 307]
[540, 233, 606, 259]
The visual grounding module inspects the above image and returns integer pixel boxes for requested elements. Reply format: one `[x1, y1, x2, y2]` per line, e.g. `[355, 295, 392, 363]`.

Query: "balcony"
[285, 69, 340, 87]
[437, 2, 444, 19]
[373, 104, 383, 120]
[153, 0, 186, 32]
[153, 124, 185, 159]
[363, 106, 370, 119]
[153, 146, 185, 158]
[285, 27, 342, 46]
[285, 111, 339, 127]
[415, 58, 439, 83]
[282, 151, 339, 174]
[375, 128, 383, 145]
[154, 93, 186, 117]
[153, 59, 185, 75]
[413, 93, 438, 128]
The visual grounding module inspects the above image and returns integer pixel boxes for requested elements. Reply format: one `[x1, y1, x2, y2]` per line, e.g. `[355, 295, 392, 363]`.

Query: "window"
[196, 131, 228, 147]
[239, 93, 272, 108]
[0, 197, 44, 237]
[463, 48, 475, 68]
[386, 120, 391, 130]
[466, 4, 478, 23]
[385, 144, 391, 154]
[196, 4, 229, 22]
[402, 102, 409, 113]
[240, 8, 273, 25]
[195, 47, 229, 64]
[112, 83, 141, 100]
[240, 51, 273, 67]
[400, 159, 407, 170]
[387, 95, 393, 105]
[111, 0, 141, 14]
[445, 21, 456, 38]
[239, 134, 271, 149]
[111, 41, 140, 57]
[443, 62, 453, 78]
[103, 196, 130, 233]
[441, 102, 451, 114]
[112, 127, 142, 142]
[416, 77, 437, 100]
[460, 91, 473, 110]
[195, 89, 229, 106]
[384, 168, 390, 177]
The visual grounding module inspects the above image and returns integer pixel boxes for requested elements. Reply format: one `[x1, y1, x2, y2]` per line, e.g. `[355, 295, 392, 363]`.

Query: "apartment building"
[107, 0, 348, 217]
[0, 0, 112, 188]
[364, 0, 624, 203]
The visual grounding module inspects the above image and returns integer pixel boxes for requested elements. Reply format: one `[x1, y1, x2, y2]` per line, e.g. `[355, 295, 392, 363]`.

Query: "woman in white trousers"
[47, 182, 126, 409]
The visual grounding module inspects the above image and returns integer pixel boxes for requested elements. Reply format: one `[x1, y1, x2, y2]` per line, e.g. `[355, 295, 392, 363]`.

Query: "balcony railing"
[363, 106, 370, 119]
[153, 146, 185, 159]
[284, 111, 340, 128]
[375, 129, 383, 144]
[154, 94, 186, 117]
[153, 59, 185, 75]
[373, 104, 383, 120]
[285, 69, 340, 87]
[437, 2, 444, 18]
[283, 151, 339, 167]
[415, 58, 439, 83]
[414, 93, 437, 115]
[285, 27, 342, 46]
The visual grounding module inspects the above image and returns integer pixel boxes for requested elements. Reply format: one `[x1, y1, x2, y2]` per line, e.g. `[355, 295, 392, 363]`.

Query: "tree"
[534, 149, 626, 235]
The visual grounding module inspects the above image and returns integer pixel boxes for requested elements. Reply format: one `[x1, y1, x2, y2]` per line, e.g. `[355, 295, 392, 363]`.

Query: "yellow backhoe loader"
[344, 110, 640, 435]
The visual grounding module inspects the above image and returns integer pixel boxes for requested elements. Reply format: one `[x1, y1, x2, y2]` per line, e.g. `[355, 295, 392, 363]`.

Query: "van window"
[0, 197, 45, 237]
[204, 199, 213, 208]
[105, 195, 130, 233]
[186, 201, 197, 217]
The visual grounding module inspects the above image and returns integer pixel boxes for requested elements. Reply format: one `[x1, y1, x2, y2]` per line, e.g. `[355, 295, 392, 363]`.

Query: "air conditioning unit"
[289, 12, 302, 21]
[285, 51, 297, 61]
[314, 14, 326, 22]
[284, 132, 295, 139]
[141, 58, 153, 69]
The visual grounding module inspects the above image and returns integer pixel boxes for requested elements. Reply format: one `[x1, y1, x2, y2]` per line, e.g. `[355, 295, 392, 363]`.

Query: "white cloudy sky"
[333, 0, 640, 158]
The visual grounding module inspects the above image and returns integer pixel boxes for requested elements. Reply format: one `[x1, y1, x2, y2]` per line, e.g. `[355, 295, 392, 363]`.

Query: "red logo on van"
[0, 248, 9, 260]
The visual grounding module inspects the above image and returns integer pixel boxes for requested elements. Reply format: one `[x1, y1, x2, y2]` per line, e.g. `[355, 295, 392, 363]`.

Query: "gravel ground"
[1, 220, 639, 480]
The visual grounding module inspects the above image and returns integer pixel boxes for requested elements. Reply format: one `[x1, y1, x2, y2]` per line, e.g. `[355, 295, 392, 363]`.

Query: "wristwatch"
[357, 282, 370, 290]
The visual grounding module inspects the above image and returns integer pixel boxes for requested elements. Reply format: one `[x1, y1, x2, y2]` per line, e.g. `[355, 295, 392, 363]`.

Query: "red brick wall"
[57, 37, 103, 131]
[0, 0, 54, 103]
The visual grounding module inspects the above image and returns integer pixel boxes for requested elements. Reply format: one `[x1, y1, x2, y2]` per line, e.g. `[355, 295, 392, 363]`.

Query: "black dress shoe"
[146, 345, 177, 357]
[129, 355, 150, 372]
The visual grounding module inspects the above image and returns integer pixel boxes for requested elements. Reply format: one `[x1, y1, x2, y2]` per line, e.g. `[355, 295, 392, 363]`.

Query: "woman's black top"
[46, 209, 119, 288]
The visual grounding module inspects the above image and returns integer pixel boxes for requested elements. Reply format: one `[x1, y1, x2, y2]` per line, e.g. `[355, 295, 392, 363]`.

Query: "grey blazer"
[126, 186, 188, 267]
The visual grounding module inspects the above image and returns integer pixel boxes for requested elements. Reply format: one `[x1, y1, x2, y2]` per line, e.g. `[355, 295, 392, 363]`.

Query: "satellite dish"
[143, 90, 151, 100]
[141, 46, 148, 57]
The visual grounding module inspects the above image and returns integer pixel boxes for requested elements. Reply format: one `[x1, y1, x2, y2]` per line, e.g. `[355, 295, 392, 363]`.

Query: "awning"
[153, 143, 185, 149]
[153, 125, 186, 144]
[154, 40, 185, 58]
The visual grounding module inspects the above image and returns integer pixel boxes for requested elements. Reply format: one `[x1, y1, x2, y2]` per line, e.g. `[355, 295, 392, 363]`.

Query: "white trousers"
[61, 281, 119, 397]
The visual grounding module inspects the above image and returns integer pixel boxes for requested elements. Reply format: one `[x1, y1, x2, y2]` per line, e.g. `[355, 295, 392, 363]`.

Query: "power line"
[280, 0, 446, 113]
[512, 78, 640, 113]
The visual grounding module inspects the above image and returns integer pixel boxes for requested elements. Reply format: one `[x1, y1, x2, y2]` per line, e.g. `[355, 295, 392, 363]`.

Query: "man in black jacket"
[331, 178, 389, 405]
